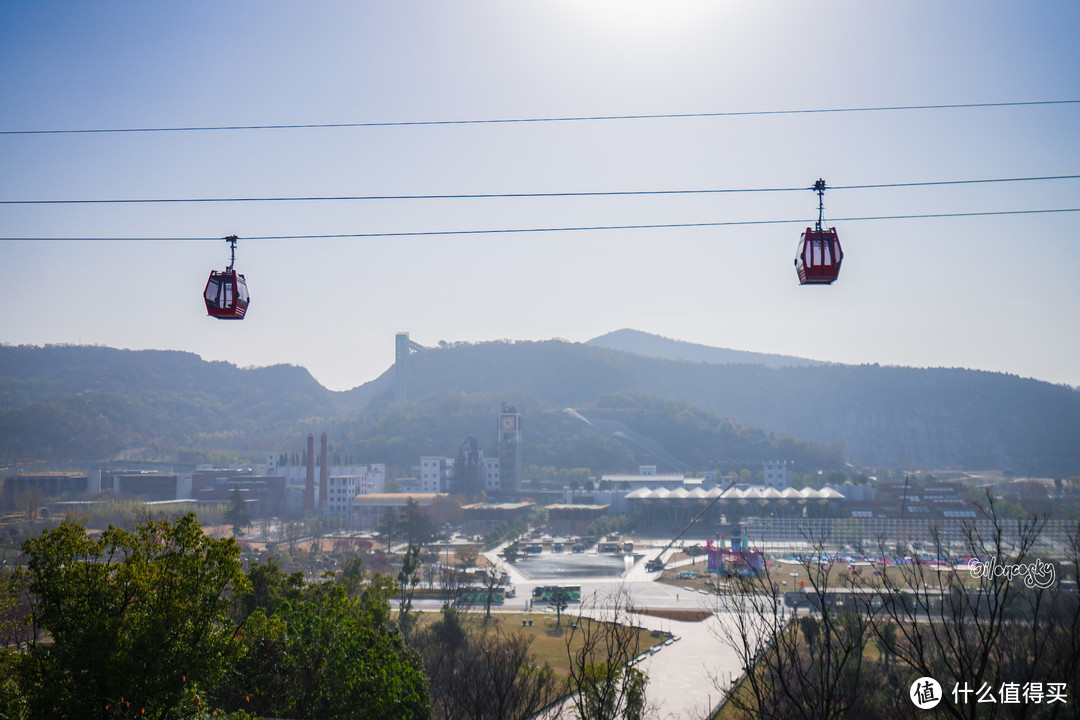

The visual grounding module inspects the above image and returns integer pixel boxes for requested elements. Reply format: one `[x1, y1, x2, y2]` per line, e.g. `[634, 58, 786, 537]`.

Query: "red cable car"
[204, 235, 250, 319]
[796, 227, 843, 284]
[795, 179, 843, 285]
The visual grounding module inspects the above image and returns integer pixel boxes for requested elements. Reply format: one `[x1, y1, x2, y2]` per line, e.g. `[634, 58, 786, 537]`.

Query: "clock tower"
[498, 403, 522, 496]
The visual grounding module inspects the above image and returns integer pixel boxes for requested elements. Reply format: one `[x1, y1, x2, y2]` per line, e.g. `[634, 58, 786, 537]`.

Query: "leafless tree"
[455, 544, 480, 567]
[16, 490, 42, 523]
[305, 514, 329, 557]
[422, 562, 438, 590]
[565, 587, 649, 720]
[283, 520, 304, 555]
[438, 562, 473, 611]
[713, 530, 878, 720]
[416, 606, 560, 720]
[864, 495, 1078, 720]
[478, 563, 504, 620]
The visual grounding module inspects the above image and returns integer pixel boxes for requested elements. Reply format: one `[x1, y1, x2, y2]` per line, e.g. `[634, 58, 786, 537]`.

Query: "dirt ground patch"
[409, 611, 662, 677]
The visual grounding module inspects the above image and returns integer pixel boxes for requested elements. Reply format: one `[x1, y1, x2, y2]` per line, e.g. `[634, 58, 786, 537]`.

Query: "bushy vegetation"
[1, 512, 668, 720]
[0, 514, 430, 720]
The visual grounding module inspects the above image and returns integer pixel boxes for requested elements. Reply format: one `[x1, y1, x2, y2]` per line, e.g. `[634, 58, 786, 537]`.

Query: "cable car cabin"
[795, 228, 843, 285]
[204, 270, 250, 319]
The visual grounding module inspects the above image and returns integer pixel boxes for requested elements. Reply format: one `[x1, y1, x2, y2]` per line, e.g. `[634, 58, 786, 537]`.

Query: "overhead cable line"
[2, 174, 1077, 206]
[1, 100, 1077, 136]
[2, 207, 1077, 242]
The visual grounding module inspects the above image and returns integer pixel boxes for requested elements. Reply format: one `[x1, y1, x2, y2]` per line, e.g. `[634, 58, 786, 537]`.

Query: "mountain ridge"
[344, 339, 1080, 475]
[3, 339, 1079, 475]
[586, 329, 828, 368]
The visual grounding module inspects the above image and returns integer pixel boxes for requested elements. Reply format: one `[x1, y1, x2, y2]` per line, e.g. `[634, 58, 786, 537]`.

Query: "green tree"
[237, 557, 304, 619]
[224, 489, 251, 537]
[0, 648, 27, 720]
[339, 554, 366, 596]
[875, 620, 897, 670]
[552, 587, 570, 629]
[225, 585, 430, 720]
[400, 498, 437, 546]
[18, 513, 249, 720]
[0, 567, 23, 650]
[800, 615, 820, 652]
[576, 664, 646, 720]
[398, 543, 423, 640]
[501, 542, 522, 563]
[377, 508, 399, 551]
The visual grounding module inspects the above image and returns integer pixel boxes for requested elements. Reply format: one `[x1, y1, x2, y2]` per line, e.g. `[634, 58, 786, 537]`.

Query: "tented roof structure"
[625, 485, 845, 503]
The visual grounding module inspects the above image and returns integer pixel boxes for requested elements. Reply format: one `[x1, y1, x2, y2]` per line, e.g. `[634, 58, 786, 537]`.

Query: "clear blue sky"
[1, 1, 1078, 391]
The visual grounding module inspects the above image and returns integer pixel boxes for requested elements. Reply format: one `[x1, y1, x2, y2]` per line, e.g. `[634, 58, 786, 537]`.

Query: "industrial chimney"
[319, 433, 329, 509]
[304, 434, 315, 514]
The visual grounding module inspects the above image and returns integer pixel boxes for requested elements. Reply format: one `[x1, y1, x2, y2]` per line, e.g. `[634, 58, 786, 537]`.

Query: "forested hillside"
[3, 341, 1079, 475]
[0, 345, 344, 462]
[347, 340, 1080, 475]
[344, 391, 843, 474]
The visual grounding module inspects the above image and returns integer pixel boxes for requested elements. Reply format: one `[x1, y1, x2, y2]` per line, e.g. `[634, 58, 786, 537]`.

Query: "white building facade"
[763, 462, 791, 491]
[418, 455, 500, 495]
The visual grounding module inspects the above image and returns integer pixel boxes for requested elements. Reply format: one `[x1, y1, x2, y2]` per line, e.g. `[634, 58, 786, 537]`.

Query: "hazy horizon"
[2, 3, 1078, 391]
[8, 327, 1076, 395]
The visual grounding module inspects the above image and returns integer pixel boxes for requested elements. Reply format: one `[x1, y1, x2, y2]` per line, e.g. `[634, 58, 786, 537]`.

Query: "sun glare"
[571, 0, 729, 37]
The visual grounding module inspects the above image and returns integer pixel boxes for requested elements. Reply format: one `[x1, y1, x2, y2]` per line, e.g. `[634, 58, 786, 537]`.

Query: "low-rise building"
[191, 469, 286, 517]
[461, 501, 534, 536]
[104, 471, 189, 502]
[351, 492, 446, 533]
[419, 452, 501, 496]
[2, 472, 88, 510]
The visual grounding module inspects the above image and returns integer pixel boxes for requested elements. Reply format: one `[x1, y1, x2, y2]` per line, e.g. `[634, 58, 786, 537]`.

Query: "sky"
[1, 1, 1078, 392]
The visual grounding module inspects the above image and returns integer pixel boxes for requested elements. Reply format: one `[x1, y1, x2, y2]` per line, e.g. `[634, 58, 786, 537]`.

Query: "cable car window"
[205, 279, 219, 303]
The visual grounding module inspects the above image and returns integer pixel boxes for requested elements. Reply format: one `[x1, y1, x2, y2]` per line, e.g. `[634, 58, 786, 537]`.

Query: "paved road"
[397, 545, 747, 719]
[462, 547, 747, 720]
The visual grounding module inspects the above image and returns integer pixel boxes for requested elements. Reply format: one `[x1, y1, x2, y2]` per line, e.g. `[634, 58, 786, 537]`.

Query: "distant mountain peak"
[586, 329, 827, 369]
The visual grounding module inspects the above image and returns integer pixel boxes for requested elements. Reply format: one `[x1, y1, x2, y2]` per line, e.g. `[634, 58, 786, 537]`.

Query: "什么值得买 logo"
[910, 677, 942, 709]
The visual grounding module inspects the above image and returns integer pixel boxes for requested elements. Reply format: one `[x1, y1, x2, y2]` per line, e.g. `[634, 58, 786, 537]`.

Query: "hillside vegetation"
[346, 391, 842, 474]
[347, 339, 1080, 475]
[0, 345, 344, 462]
[2, 340, 1078, 475]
